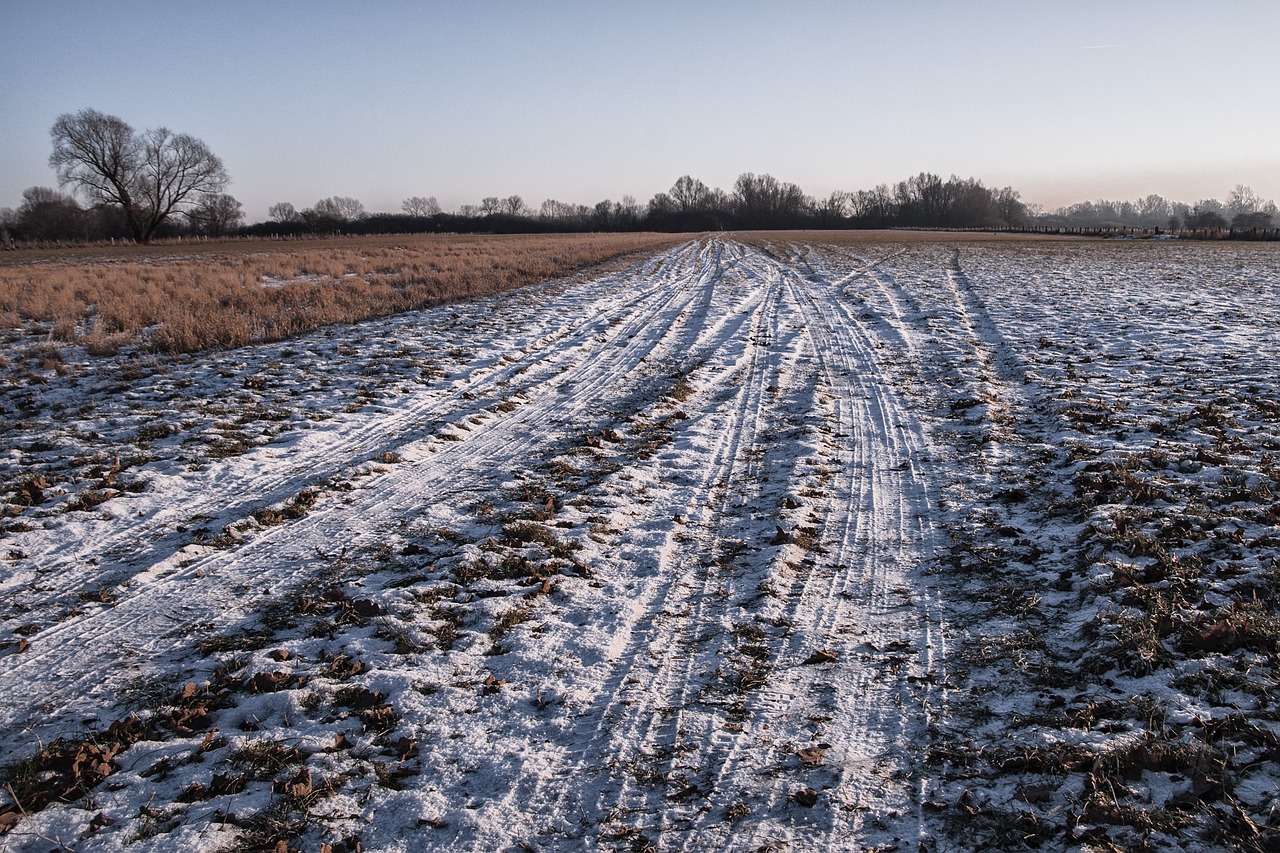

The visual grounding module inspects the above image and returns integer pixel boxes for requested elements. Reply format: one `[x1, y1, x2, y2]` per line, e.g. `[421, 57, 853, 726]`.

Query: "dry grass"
[0, 233, 682, 355]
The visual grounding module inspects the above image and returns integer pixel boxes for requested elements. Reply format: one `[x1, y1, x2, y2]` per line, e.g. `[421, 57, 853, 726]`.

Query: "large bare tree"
[49, 108, 229, 243]
[669, 175, 713, 212]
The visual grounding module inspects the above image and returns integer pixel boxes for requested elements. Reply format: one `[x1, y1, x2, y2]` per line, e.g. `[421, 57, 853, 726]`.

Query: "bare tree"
[16, 186, 86, 241]
[480, 197, 502, 215]
[593, 200, 616, 230]
[539, 199, 578, 220]
[849, 184, 894, 227]
[502, 195, 527, 216]
[733, 173, 805, 226]
[311, 196, 366, 222]
[1135, 194, 1171, 228]
[815, 190, 850, 226]
[1186, 199, 1227, 230]
[186, 193, 244, 236]
[991, 186, 1026, 227]
[300, 197, 365, 232]
[647, 192, 677, 216]
[268, 202, 300, 223]
[1227, 187, 1276, 229]
[0, 209, 14, 249]
[402, 196, 441, 217]
[335, 196, 366, 221]
[1227, 185, 1263, 218]
[49, 108, 229, 243]
[616, 195, 641, 229]
[670, 175, 713, 212]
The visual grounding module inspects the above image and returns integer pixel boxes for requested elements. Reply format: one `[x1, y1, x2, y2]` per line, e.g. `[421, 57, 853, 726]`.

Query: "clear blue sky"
[3, 0, 1278, 221]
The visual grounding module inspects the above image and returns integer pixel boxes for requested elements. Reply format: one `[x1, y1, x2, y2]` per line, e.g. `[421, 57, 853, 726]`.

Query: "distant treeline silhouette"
[236, 173, 1031, 237]
[5, 173, 1277, 247]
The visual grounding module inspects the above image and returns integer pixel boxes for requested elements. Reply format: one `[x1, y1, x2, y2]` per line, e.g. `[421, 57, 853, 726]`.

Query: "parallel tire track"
[0, 239, 952, 853]
[0, 240, 726, 742]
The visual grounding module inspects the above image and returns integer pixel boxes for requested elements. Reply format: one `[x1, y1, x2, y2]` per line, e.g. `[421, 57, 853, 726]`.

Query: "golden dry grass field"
[0, 232, 685, 355]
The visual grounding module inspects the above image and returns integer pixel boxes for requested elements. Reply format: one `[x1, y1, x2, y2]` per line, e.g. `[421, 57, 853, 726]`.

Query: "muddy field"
[1, 235, 1277, 851]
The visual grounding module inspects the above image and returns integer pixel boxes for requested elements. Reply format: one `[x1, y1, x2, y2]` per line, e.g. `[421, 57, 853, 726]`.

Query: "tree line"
[241, 172, 1031, 237]
[1039, 186, 1277, 232]
[3, 108, 1275, 245]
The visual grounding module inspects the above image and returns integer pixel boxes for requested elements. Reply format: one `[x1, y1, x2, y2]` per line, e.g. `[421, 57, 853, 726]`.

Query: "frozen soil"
[0, 236, 1277, 852]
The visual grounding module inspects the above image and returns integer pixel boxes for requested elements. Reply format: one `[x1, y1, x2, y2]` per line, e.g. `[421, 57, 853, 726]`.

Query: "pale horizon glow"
[3, 0, 1278, 223]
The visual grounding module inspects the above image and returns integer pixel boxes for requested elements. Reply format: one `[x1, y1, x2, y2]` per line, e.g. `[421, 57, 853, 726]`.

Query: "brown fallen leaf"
[279, 767, 312, 802]
[388, 736, 419, 761]
[802, 649, 838, 665]
[199, 728, 221, 752]
[87, 811, 114, 832]
[791, 787, 819, 807]
[796, 743, 831, 767]
[0, 806, 24, 833]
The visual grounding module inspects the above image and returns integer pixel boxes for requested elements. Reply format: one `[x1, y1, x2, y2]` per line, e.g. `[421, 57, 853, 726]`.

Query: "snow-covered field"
[1, 236, 1277, 852]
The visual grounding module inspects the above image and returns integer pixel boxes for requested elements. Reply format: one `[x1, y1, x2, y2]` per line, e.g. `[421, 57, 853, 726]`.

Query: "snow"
[1, 236, 1278, 851]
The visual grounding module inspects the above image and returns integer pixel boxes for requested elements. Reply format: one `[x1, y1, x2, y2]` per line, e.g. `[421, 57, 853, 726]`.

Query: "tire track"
[483, 242, 796, 849]
[500, 242, 946, 852]
[0, 239, 956, 853]
[2, 242, 710, 613]
[663, 245, 946, 851]
[0, 240, 735, 750]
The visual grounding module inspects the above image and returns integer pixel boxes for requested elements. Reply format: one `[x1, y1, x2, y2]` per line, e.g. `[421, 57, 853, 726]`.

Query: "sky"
[3, 0, 1278, 222]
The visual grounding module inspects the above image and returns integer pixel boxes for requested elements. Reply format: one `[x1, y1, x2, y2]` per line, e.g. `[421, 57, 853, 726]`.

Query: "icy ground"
[1, 237, 1277, 852]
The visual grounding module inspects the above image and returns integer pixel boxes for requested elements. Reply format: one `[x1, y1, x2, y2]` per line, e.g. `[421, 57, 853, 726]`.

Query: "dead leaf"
[247, 671, 293, 693]
[388, 737, 418, 761]
[360, 705, 398, 731]
[210, 773, 246, 797]
[0, 806, 23, 832]
[796, 744, 831, 767]
[87, 811, 114, 832]
[20, 477, 48, 506]
[802, 649, 838, 665]
[199, 728, 221, 752]
[791, 787, 819, 807]
[279, 767, 313, 802]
